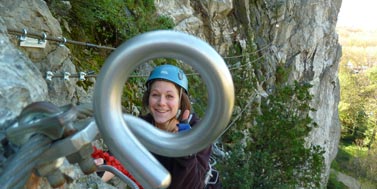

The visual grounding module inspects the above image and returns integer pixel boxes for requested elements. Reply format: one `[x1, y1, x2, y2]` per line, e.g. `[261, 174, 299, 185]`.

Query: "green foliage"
[332, 145, 377, 186]
[332, 146, 352, 172]
[358, 148, 377, 183]
[66, 0, 173, 70]
[209, 26, 325, 186]
[338, 63, 368, 145]
[276, 64, 290, 85]
[338, 27, 377, 147]
[218, 49, 325, 187]
[245, 81, 324, 188]
[188, 73, 208, 117]
[327, 171, 348, 189]
[335, 26, 377, 185]
[219, 141, 255, 188]
[336, 28, 377, 186]
[68, 0, 174, 46]
[48, 0, 175, 111]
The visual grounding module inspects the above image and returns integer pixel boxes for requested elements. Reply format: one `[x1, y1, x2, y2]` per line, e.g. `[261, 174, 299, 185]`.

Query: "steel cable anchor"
[5, 102, 81, 187]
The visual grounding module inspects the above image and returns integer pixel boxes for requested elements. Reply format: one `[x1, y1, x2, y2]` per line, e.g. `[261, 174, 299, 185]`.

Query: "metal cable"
[75, 103, 94, 119]
[223, 41, 273, 59]
[5, 28, 273, 82]
[6, 28, 115, 50]
[5, 28, 274, 60]
[217, 92, 258, 140]
[0, 134, 52, 188]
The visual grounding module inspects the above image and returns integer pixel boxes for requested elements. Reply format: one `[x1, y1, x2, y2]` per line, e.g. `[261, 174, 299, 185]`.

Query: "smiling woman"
[138, 64, 216, 188]
[143, 64, 190, 133]
[93, 30, 233, 188]
[147, 80, 182, 132]
[337, 0, 377, 30]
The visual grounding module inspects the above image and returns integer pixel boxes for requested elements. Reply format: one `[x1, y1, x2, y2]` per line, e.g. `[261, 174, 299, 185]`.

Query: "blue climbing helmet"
[146, 64, 188, 93]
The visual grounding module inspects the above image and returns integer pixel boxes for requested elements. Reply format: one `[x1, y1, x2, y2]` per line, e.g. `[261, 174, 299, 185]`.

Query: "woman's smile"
[148, 80, 180, 127]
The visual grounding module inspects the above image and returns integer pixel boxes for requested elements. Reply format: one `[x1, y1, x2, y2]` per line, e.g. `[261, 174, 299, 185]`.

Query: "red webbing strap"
[91, 146, 143, 189]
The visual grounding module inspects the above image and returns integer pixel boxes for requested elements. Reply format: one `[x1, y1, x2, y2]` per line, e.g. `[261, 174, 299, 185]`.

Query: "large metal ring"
[93, 30, 234, 188]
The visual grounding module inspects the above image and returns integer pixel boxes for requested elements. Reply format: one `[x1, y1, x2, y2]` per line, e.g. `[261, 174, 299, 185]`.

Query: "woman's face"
[148, 80, 180, 127]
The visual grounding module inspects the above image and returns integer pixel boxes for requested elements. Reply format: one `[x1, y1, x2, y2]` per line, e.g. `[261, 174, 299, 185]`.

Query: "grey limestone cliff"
[0, 0, 342, 188]
[155, 0, 342, 187]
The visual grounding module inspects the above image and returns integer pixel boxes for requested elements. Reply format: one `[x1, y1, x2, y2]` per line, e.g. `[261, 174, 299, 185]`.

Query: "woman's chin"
[154, 120, 168, 125]
[152, 114, 172, 124]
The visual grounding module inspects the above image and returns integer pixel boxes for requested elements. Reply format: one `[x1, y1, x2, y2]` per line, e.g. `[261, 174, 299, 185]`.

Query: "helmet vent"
[178, 71, 184, 80]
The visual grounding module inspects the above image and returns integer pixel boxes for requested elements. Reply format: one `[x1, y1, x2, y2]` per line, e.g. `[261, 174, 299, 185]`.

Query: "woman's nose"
[157, 96, 166, 105]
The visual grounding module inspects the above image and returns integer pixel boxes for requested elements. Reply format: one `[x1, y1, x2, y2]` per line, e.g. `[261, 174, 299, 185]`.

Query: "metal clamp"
[19, 28, 27, 41]
[6, 102, 77, 146]
[46, 71, 54, 81]
[79, 72, 87, 81]
[63, 72, 70, 80]
[2, 102, 79, 188]
[38, 32, 47, 44]
[58, 37, 67, 47]
[93, 30, 234, 188]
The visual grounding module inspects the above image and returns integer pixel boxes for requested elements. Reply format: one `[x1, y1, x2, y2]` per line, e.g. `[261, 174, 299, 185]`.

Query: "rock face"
[0, 1, 97, 188]
[0, 0, 342, 188]
[0, 0, 93, 107]
[0, 21, 47, 125]
[155, 0, 342, 187]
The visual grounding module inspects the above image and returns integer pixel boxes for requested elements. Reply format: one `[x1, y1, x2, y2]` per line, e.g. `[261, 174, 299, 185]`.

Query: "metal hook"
[39, 32, 47, 44]
[46, 71, 54, 81]
[63, 72, 70, 80]
[19, 28, 27, 42]
[79, 72, 86, 81]
[58, 37, 67, 47]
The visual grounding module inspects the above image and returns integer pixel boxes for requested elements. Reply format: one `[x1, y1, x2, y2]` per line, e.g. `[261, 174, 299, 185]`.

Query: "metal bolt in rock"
[35, 158, 66, 188]
[66, 143, 96, 174]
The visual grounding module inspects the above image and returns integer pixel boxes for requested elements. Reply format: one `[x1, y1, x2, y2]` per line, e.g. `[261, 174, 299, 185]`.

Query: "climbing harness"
[204, 156, 220, 186]
[0, 30, 234, 188]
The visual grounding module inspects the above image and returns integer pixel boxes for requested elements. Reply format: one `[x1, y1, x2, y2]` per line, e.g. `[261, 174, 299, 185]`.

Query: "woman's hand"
[94, 158, 104, 166]
[163, 109, 190, 133]
[181, 109, 190, 123]
[93, 158, 115, 182]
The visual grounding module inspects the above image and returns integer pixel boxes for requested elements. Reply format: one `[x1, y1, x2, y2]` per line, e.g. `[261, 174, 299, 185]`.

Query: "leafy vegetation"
[218, 79, 325, 188]
[48, 0, 175, 111]
[327, 171, 348, 189]
[215, 37, 324, 187]
[334, 27, 377, 187]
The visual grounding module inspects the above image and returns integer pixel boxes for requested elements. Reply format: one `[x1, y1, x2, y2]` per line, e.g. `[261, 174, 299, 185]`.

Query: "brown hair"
[142, 79, 191, 121]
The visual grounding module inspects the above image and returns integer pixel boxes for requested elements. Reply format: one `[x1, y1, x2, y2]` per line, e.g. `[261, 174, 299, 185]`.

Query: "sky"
[337, 0, 377, 30]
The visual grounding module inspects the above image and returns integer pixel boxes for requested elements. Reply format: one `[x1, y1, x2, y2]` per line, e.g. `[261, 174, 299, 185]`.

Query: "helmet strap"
[176, 109, 181, 119]
[175, 88, 183, 119]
